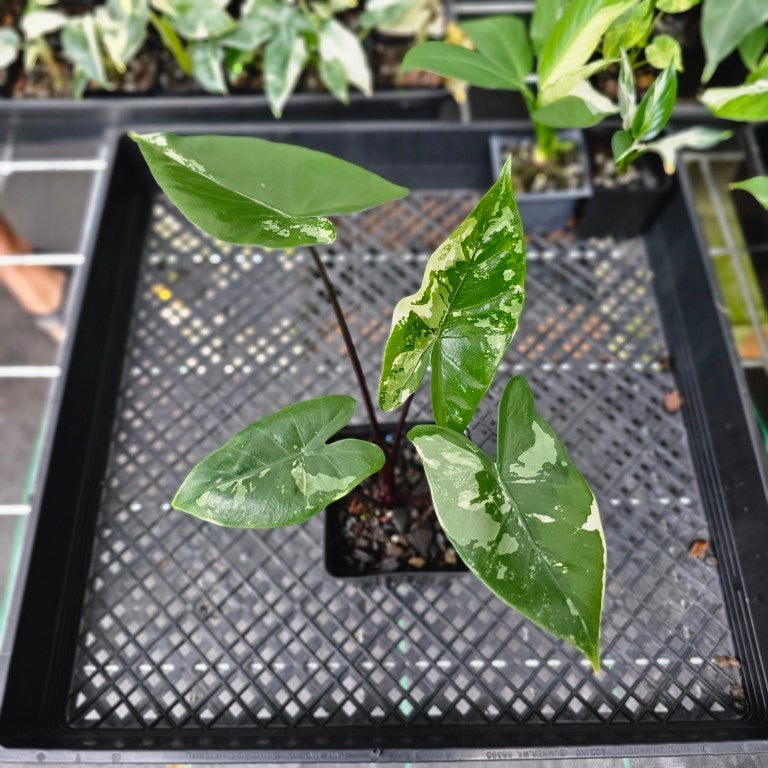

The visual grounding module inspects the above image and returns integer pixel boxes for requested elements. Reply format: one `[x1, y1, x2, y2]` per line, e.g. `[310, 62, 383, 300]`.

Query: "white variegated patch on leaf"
[409, 376, 606, 669]
[173, 395, 385, 528]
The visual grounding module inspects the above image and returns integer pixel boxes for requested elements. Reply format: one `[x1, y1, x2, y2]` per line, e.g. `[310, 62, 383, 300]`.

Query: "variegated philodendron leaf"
[409, 376, 606, 669]
[378, 156, 525, 432]
[132, 132, 408, 248]
[173, 395, 385, 528]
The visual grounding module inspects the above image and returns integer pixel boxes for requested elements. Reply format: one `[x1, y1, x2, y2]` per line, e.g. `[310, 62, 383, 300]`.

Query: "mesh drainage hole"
[195, 601, 214, 619]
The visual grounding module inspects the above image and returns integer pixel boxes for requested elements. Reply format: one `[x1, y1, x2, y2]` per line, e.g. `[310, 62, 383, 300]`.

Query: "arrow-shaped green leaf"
[730, 175, 768, 209]
[378, 156, 525, 432]
[132, 132, 409, 248]
[409, 376, 605, 669]
[173, 395, 385, 528]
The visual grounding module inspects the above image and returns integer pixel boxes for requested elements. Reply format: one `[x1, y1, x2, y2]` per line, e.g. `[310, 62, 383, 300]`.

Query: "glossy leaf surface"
[739, 26, 768, 71]
[401, 41, 523, 91]
[730, 175, 768, 209]
[132, 132, 408, 247]
[173, 396, 385, 528]
[533, 81, 618, 127]
[642, 127, 731, 172]
[700, 80, 768, 121]
[379, 157, 525, 432]
[631, 65, 676, 141]
[618, 50, 636, 130]
[409, 376, 606, 669]
[538, 0, 635, 104]
[461, 16, 532, 92]
[530, 0, 569, 56]
[701, 0, 768, 81]
[646, 34, 683, 71]
[603, 0, 654, 60]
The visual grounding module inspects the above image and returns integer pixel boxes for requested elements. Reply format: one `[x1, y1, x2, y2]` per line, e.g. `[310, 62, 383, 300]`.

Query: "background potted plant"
[131, 129, 608, 669]
[0, 0, 450, 116]
[399, 0, 639, 230]
[581, 53, 730, 236]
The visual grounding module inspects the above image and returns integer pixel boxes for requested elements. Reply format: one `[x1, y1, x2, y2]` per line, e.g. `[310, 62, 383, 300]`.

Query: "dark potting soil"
[326, 441, 466, 577]
[591, 146, 662, 191]
[501, 138, 585, 193]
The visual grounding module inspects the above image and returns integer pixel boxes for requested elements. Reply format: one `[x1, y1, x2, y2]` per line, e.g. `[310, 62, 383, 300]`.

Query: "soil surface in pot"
[591, 146, 663, 191]
[326, 439, 466, 576]
[501, 138, 585, 193]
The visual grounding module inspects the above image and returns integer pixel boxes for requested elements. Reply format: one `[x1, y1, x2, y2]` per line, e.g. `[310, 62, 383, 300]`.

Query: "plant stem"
[308, 245, 382, 445]
[380, 393, 414, 504]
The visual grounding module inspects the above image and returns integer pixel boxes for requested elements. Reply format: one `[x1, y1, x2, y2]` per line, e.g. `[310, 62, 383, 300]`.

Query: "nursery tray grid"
[68, 193, 741, 730]
[2, 126, 767, 760]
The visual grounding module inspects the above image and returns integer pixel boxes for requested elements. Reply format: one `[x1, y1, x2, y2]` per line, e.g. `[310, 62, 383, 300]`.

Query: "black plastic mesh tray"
[2, 125, 768, 762]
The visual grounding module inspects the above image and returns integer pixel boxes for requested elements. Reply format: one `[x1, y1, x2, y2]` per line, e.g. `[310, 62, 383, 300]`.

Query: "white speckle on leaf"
[496, 564, 507, 580]
[258, 468, 271, 478]
[532, 513, 556, 524]
[566, 598, 579, 617]
[581, 497, 602, 532]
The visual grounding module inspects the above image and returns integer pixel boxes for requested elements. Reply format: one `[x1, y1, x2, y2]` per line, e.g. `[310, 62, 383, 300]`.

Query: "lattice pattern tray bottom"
[66, 192, 742, 731]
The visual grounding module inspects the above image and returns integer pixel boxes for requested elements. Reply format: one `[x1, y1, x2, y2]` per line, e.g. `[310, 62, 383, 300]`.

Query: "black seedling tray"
[2, 122, 768, 762]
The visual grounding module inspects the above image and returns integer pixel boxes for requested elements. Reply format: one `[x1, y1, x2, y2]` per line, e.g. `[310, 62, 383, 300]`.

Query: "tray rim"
[2, 121, 768, 761]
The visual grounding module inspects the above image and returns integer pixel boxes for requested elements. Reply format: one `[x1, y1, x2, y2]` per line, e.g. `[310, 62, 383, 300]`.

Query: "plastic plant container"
[578, 128, 674, 239]
[489, 130, 593, 232]
[1, 122, 767, 762]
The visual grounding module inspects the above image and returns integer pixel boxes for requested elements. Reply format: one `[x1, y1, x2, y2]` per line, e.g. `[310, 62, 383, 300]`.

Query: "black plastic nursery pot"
[324, 424, 468, 581]
[490, 129, 593, 232]
[2, 121, 768, 762]
[577, 128, 674, 239]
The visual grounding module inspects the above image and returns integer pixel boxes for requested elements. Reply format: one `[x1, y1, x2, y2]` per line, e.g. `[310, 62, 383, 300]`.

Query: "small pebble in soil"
[592, 148, 660, 192]
[499, 139, 585, 194]
[327, 441, 467, 576]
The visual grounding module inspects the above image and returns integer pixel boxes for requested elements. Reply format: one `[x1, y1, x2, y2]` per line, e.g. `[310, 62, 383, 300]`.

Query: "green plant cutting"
[612, 53, 729, 173]
[400, 0, 637, 163]
[132, 130, 607, 669]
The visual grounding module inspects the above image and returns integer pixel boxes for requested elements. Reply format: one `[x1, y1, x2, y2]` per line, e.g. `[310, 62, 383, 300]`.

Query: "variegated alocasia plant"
[134, 131, 606, 668]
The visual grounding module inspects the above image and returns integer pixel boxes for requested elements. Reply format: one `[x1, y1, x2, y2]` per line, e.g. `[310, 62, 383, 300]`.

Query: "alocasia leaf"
[173, 395, 385, 528]
[460, 16, 533, 93]
[401, 41, 523, 91]
[631, 65, 677, 141]
[378, 156, 525, 432]
[700, 79, 768, 121]
[537, 0, 636, 105]
[701, 0, 768, 82]
[132, 132, 408, 247]
[730, 176, 768, 209]
[409, 376, 606, 669]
